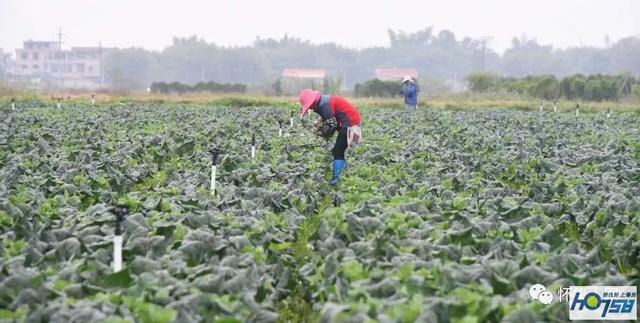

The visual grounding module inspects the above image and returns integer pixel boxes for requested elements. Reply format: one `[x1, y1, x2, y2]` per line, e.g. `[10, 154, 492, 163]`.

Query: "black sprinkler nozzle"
[110, 204, 129, 236]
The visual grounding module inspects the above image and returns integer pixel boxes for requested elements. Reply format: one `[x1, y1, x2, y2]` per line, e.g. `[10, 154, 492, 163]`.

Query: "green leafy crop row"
[0, 103, 638, 322]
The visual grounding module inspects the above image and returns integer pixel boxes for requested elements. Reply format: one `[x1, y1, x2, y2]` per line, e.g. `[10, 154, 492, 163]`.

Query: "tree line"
[149, 81, 246, 94]
[466, 73, 639, 101]
[103, 31, 640, 91]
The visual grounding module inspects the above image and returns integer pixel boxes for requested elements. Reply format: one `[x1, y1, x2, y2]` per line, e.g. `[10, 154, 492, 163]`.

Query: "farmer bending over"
[298, 89, 362, 185]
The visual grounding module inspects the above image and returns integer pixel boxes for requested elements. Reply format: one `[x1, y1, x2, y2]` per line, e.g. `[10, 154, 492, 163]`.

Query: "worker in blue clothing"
[400, 75, 419, 110]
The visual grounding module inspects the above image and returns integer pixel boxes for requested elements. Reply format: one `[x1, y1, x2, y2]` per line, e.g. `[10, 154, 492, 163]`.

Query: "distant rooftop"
[282, 68, 326, 79]
[24, 40, 59, 44]
[22, 40, 61, 50]
[375, 68, 418, 81]
[71, 47, 113, 52]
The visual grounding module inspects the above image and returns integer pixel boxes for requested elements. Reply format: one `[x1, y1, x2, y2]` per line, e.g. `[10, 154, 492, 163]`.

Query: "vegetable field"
[1, 103, 639, 323]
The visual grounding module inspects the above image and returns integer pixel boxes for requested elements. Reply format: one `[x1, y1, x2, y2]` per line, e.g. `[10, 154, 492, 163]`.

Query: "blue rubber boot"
[329, 159, 345, 185]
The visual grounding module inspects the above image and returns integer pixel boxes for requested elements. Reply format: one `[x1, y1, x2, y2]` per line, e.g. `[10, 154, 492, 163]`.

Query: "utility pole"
[342, 70, 348, 91]
[57, 27, 64, 49]
[478, 37, 491, 72]
[617, 74, 629, 98]
[99, 41, 104, 89]
[56, 27, 65, 88]
[481, 40, 486, 72]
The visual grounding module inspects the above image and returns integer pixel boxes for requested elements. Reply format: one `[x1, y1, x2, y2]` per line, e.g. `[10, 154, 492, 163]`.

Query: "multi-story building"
[13, 40, 60, 82]
[0, 49, 13, 79]
[13, 40, 108, 89]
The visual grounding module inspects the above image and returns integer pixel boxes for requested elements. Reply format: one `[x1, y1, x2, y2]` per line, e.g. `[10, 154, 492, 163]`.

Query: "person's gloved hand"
[319, 118, 337, 138]
[313, 118, 324, 136]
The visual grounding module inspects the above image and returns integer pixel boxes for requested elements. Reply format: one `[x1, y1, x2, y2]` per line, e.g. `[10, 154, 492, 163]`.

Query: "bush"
[466, 73, 500, 92]
[529, 75, 559, 100]
[633, 84, 640, 100]
[353, 79, 401, 98]
[272, 79, 282, 96]
[570, 77, 587, 99]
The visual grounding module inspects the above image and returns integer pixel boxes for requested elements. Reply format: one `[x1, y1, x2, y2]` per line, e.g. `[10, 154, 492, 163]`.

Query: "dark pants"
[332, 128, 348, 160]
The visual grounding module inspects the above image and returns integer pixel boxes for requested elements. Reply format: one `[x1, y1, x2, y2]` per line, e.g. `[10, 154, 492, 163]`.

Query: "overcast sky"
[1, 0, 639, 55]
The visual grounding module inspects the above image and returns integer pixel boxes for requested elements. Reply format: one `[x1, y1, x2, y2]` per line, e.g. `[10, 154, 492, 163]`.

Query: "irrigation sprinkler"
[553, 100, 557, 113]
[57, 97, 62, 109]
[11, 98, 15, 111]
[251, 134, 256, 159]
[109, 204, 128, 273]
[278, 119, 283, 137]
[91, 94, 95, 106]
[575, 104, 579, 117]
[290, 111, 294, 127]
[209, 148, 223, 195]
[606, 107, 611, 119]
[539, 102, 543, 112]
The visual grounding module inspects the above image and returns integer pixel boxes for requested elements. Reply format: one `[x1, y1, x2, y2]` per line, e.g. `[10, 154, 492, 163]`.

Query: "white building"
[13, 40, 108, 89]
[0, 49, 13, 78]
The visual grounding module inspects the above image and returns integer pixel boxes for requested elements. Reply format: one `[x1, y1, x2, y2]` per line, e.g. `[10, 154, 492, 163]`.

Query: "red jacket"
[314, 95, 361, 128]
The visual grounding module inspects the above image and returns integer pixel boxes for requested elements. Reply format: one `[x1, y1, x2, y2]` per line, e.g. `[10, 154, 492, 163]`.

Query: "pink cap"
[298, 89, 320, 118]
